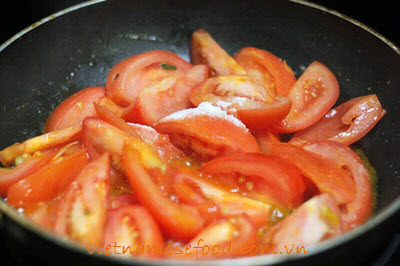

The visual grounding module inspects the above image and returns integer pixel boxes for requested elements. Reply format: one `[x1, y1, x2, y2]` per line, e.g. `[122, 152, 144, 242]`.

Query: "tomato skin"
[274, 61, 340, 133]
[234, 47, 296, 97]
[261, 194, 342, 252]
[45, 86, 106, 132]
[290, 94, 386, 146]
[190, 29, 247, 76]
[173, 215, 258, 259]
[154, 102, 260, 161]
[0, 149, 57, 196]
[122, 64, 210, 126]
[201, 152, 305, 209]
[106, 50, 192, 107]
[54, 153, 110, 246]
[303, 141, 372, 230]
[7, 149, 89, 208]
[104, 205, 165, 257]
[122, 143, 205, 240]
[269, 143, 356, 205]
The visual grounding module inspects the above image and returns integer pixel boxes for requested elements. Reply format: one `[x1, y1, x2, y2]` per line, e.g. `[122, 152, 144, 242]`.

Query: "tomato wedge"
[190, 29, 247, 76]
[106, 50, 192, 107]
[44, 86, 106, 132]
[261, 194, 342, 252]
[173, 215, 257, 259]
[7, 149, 89, 208]
[0, 125, 81, 166]
[122, 64, 209, 126]
[0, 149, 57, 196]
[269, 143, 356, 205]
[54, 153, 110, 246]
[174, 171, 272, 228]
[303, 141, 373, 230]
[154, 102, 260, 161]
[201, 152, 305, 209]
[290, 94, 386, 146]
[274, 61, 340, 133]
[234, 47, 296, 97]
[189, 75, 291, 129]
[122, 143, 205, 240]
[82, 117, 181, 173]
[190, 76, 271, 106]
[104, 205, 165, 257]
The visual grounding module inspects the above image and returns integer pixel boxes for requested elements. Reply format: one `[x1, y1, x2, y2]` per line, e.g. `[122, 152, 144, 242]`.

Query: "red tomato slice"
[54, 153, 110, 246]
[173, 215, 257, 259]
[201, 152, 305, 209]
[234, 47, 296, 97]
[190, 76, 271, 106]
[190, 29, 247, 76]
[189, 75, 292, 129]
[44, 86, 106, 132]
[82, 117, 182, 175]
[122, 143, 205, 240]
[0, 126, 81, 166]
[154, 102, 260, 161]
[104, 205, 165, 257]
[290, 94, 386, 146]
[253, 130, 281, 154]
[262, 194, 342, 252]
[7, 149, 89, 208]
[274, 61, 340, 133]
[269, 143, 356, 205]
[174, 171, 272, 228]
[106, 50, 192, 107]
[122, 64, 210, 126]
[0, 149, 57, 196]
[303, 140, 372, 230]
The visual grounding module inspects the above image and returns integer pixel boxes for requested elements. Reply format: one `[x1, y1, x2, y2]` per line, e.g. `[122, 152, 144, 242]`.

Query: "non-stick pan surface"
[0, 0, 400, 265]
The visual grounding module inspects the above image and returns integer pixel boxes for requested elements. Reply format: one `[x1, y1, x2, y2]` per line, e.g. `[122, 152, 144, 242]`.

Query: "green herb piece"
[161, 63, 177, 71]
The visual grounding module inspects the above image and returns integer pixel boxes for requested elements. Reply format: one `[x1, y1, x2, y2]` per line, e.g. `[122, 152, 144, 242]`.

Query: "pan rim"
[0, 0, 399, 265]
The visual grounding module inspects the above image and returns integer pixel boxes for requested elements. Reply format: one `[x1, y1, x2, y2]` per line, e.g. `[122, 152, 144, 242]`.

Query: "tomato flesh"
[7, 149, 89, 208]
[104, 205, 165, 257]
[190, 29, 247, 76]
[44, 86, 106, 132]
[303, 141, 373, 230]
[290, 94, 386, 146]
[154, 102, 260, 161]
[269, 143, 356, 205]
[234, 47, 296, 97]
[122, 64, 209, 126]
[201, 152, 305, 209]
[106, 50, 192, 107]
[274, 61, 340, 133]
[122, 143, 205, 240]
[54, 153, 110, 246]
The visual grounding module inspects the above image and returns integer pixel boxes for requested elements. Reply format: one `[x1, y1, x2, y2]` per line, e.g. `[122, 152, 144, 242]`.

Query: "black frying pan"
[1, 0, 400, 265]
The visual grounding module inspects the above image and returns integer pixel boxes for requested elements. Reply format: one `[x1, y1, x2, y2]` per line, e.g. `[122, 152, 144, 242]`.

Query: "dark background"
[0, 0, 398, 265]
